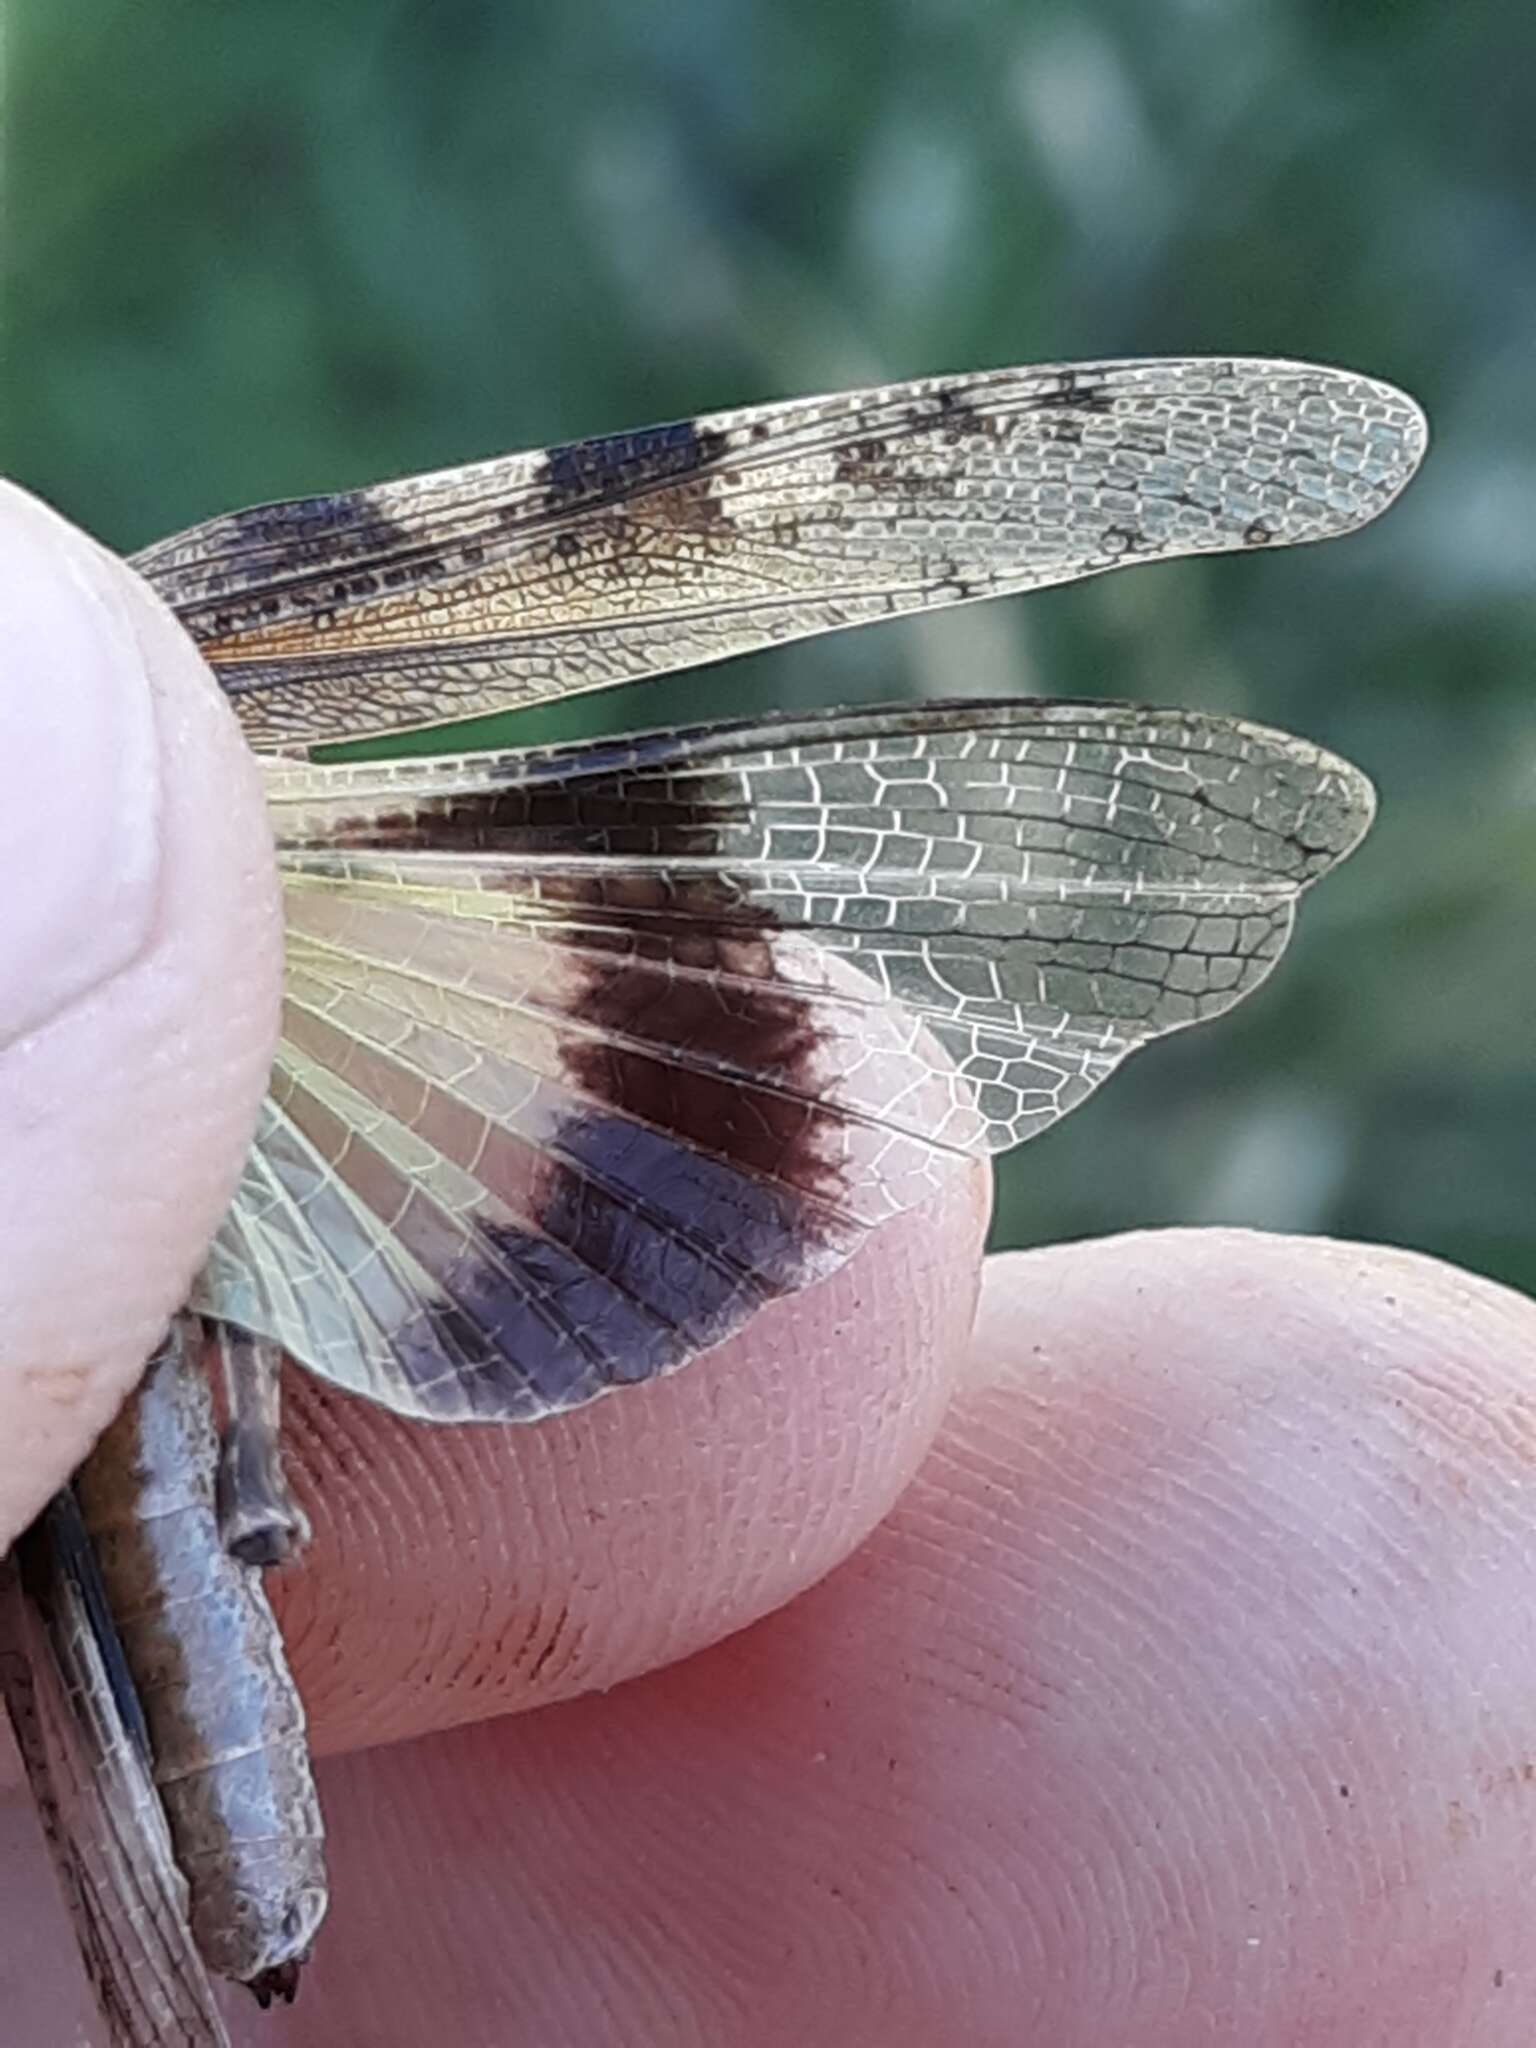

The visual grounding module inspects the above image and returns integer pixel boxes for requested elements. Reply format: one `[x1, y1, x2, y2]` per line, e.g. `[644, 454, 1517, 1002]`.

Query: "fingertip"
[278, 1154, 992, 1754]
[969, 1225, 1536, 1406]
[158, 1227, 1536, 2046]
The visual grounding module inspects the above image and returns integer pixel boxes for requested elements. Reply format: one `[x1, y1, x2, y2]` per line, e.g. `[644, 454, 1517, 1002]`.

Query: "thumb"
[0, 483, 282, 1546]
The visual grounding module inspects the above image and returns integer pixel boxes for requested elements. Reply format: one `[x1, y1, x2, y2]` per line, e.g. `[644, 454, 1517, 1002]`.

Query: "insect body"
[1, 356, 1426, 2044]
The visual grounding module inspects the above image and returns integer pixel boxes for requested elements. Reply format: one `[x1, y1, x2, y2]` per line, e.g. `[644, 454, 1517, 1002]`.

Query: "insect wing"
[130, 357, 1426, 752]
[188, 697, 1373, 1422]
[0, 1499, 230, 2048]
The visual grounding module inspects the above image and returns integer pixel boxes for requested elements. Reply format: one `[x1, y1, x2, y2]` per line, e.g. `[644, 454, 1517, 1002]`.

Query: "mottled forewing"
[0, 1501, 230, 2048]
[188, 699, 1372, 1422]
[130, 358, 1425, 751]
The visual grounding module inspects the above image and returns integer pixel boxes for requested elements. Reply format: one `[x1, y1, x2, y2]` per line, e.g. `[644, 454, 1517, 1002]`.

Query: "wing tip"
[1241, 353, 1430, 528]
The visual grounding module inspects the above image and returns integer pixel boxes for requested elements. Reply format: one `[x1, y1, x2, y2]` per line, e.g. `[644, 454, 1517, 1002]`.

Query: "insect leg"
[210, 1323, 310, 1567]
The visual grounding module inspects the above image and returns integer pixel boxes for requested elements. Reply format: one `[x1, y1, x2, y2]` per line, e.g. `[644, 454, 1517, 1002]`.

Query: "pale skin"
[2, 487, 1535, 2046]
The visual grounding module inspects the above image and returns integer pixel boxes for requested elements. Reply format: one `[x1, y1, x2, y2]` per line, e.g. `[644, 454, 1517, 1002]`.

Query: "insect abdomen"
[72, 1321, 327, 1993]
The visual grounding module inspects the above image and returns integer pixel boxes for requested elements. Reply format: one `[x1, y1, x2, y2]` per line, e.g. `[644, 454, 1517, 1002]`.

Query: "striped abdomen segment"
[72, 1320, 326, 1997]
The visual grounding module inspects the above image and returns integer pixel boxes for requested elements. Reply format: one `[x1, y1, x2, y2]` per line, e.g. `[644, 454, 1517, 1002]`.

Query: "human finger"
[0, 484, 281, 1546]
[148, 1227, 1536, 2048]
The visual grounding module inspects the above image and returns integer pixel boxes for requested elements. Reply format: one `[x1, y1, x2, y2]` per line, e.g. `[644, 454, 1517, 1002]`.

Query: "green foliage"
[7, 0, 1532, 1287]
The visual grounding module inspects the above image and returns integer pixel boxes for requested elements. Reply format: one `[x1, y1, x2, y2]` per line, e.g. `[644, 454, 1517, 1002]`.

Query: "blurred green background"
[6, 0, 1532, 1291]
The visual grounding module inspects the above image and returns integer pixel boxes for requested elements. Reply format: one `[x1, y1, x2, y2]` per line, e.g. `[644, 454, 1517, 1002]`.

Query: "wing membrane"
[130, 358, 1426, 752]
[0, 1500, 230, 2047]
[188, 699, 1373, 1420]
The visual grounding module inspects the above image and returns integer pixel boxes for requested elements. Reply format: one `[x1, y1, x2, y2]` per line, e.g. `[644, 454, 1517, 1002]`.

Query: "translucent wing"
[188, 698, 1373, 1421]
[0, 1500, 230, 2048]
[130, 358, 1426, 753]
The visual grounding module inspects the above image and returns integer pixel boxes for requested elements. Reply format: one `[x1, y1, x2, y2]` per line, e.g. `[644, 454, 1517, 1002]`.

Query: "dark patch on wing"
[224, 490, 418, 582]
[325, 757, 850, 1415]
[1244, 518, 1277, 546]
[1028, 369, 1117, 413]
[182, 488, 450, 649]
[316, 766, 741, 859]
[832, 436, 892, 486]
[398, 769, 837, 1178]
[928, 384, 1012, 447]
[391, 1118, 817, 1418]
[919, 370, 1120, 462]
[1101, 524, 1146, 556]
[538, 419, 730, 514]
[929, 370, 1115, 443]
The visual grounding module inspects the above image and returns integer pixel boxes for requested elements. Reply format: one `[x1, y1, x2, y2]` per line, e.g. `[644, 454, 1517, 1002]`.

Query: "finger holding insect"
[98, 1230, 1535, 2048]
[0, 355, 1427, 2043]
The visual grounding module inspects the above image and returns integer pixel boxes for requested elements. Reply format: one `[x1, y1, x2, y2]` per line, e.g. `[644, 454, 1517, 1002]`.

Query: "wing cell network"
[189, 699, 1373, 1421]
[130, 357, 1426, 751]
